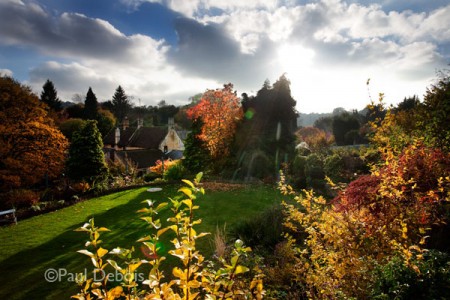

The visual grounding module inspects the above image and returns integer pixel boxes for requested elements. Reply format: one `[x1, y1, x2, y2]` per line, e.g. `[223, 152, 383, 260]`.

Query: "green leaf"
[155, 202, 168, 212]
[195, 172, 203, 183]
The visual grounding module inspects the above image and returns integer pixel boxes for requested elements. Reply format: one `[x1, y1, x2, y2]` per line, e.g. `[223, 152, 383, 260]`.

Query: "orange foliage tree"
[186, 83, 243, 160]
[0, 76, 68, 190]
[295, 126, 334, 152]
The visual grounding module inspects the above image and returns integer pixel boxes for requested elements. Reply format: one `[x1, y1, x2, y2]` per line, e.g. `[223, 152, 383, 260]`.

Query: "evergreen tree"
[111, 85, 132, 124]
[40, 79, 62, 111]
[237, 74, 298, 178]
[66, 120, 108, 182]
[332, 112, 360, 146]
[84, 87, 99, 120]
[182, 119, 210, 173]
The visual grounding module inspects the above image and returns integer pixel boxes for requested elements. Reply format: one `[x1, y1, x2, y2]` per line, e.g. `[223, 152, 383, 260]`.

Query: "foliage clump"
[72, 173, 264, 299]
[0, 76, 68, 193]
[277, 138, 450, 298]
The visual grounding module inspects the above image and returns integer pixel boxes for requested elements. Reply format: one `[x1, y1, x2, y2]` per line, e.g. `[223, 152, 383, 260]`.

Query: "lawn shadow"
[0, 183, 283, 299]
[0, 187, 176, 300]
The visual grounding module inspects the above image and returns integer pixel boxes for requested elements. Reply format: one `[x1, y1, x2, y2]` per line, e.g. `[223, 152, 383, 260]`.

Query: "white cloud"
[0, 69, 13, 77]
[0, 0, 222, 105]
[134, 0, 279, 17]
[2, 0, 449, 113]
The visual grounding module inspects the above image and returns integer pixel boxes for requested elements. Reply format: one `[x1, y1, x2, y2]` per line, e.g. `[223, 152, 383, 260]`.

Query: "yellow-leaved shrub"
[72, 173, 264, 299]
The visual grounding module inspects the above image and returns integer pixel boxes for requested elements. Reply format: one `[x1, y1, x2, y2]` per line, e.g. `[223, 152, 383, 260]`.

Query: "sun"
[277, 44, 316, 72]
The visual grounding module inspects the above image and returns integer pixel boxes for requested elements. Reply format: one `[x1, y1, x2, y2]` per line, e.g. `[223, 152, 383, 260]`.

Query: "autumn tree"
[295, 126, 334, 152]
[0, 76, 68, 190]
[40, 79, 62, 111]
[66, 120, 108, 182]
[111, 85, 132, 124]
[83, 87, 99, 120]
[186, 83, 243, 161]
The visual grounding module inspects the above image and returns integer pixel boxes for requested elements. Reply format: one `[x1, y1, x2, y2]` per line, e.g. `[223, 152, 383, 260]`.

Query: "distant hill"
[297, 112, 332, 127]
[298, 106, 369, 127]
[61, 101, 76, 109]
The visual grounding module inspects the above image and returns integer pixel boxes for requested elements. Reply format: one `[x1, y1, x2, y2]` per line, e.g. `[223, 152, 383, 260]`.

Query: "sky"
[0, 0, 449, 113]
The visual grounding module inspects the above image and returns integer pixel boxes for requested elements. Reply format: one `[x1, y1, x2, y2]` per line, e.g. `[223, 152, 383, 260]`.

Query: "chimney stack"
[122, 116, 129, 130]
[114, 127, 120, 147]
[137, 117, 143, 129]
[168, 117, 175, 130]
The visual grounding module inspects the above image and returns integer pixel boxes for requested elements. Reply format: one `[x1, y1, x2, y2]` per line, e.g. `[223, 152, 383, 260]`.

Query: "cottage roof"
[115, 149, 163, 170]
[129, 127, 167, 149]
[104, 127, 168, 149]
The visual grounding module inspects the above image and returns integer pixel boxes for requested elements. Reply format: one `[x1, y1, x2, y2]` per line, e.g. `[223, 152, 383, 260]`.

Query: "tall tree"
[187, 83, 243, 160]
[111, 85, 132, 124]
[182, 119, 210, 173]
[66, 120, 108, 182]
[40, 79, 62, 111]
[332, 112, 360, 146]
[239, 75, 298, 162]
[84, 87, 99, 120]
[422, 72, 450, 151]
[0, 76, 68, 190]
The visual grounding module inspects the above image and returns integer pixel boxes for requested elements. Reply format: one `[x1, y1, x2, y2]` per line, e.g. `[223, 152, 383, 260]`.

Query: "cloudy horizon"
[0, 0, 449, 113]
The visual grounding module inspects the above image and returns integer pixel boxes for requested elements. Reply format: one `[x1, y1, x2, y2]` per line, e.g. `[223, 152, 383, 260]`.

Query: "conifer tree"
[40, 79, 62, 111]
[66, 120, 108, 182]
[111, 85, 132, 124]
[182, 118, 211, 173]
[83, 87, 99, 120]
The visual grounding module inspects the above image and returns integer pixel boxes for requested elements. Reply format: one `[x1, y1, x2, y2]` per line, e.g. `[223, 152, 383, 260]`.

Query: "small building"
[103, 117, 185, 172]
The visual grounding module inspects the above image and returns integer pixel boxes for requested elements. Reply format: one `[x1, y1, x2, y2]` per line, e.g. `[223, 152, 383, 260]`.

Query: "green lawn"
[0, 182, 283, 299]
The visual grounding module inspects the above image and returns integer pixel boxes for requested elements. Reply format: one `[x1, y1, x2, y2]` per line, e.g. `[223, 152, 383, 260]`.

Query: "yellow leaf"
[179, 187, 193, 198]
[235, 265, 249, 275]
[97, 247, 108, 258]
[182, 179, 195, 188]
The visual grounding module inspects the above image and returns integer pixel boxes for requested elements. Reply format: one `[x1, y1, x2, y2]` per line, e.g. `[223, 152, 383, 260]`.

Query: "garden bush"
[304, 153, 324, 188]
[163, 159, 186, 181]
[323, 153, 345, 182]
[370, 250, 450, 299]
[290, 155, 307, 188]
[231, 205, 284, 252]
[277, 139, 450, 299]
[0, 189, 39, 209]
